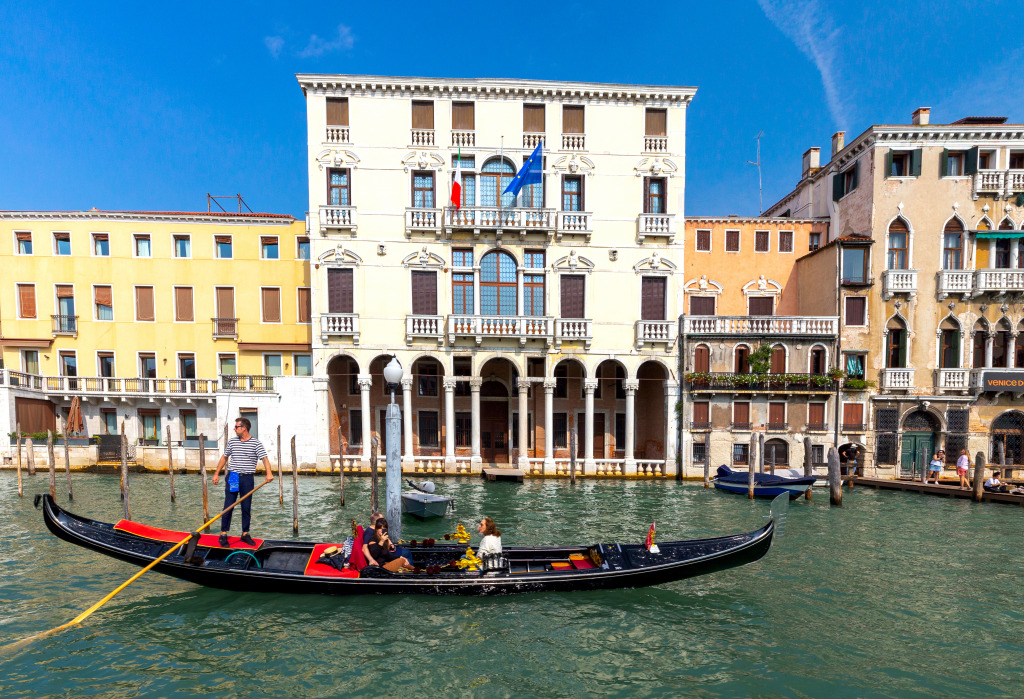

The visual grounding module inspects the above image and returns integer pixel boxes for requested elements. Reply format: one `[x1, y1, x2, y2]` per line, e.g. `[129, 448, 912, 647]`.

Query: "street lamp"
[383, 355, 403, 404]
[382, 355, 403, 541]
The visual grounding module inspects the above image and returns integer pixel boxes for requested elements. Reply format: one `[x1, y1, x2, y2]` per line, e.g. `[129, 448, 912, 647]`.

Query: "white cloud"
[298, 24, 354, 58]
[264, 35, 284, 59]
[757, 0, 851, 129]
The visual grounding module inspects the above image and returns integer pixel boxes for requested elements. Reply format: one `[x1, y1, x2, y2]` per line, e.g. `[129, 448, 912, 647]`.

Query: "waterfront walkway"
[855, 477, 1024, 505]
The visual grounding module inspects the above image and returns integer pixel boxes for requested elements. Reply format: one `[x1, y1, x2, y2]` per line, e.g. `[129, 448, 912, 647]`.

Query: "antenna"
[746, 130, 765, 215]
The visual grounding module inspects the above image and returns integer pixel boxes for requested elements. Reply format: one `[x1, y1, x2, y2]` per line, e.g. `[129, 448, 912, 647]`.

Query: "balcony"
[974, 269, 1024, 294]
[318, 205, 357, 234]
[637, 213, 675, 243]
[451, 130, 475, 147]
[325, 125, 349, 144]
[444, 206, 555, 237]
[766, 422, 789, 432]
[644, 136, 668, 153]
[690, 421, 711, 430]
[406, 315, 444, 344]
[320, 313, 360, 344]
[447, 315, 553, 347]
[2, 370, 44, 390]
[731, 422, 751, 431]
[1, 372, 273, 398]
[220, 375, 276, 392]
[971, 368, 1024, 392]
[635, 320, 675, 349]
[880, 269, 918, 299]
[972, 169, 1024, 199]
[682, 315, 839, 337]
[807, 422, 829, 432]
[842, 422, 866, 433]
[405, 208, 442, 237]
[881, 368, 914, 390]
[686, 372, 836, 394]
[523, 133, 544, 149]
[51, 314, 78, 336]
[935, 368, 970, 392]
[555, 211, 592, 241]
[937, 270, 973, 299]
[410, 129, 434, 147]
[211, 317, 237, 340]
[554, 318, 592, 349]
[561, 133, 585, 150]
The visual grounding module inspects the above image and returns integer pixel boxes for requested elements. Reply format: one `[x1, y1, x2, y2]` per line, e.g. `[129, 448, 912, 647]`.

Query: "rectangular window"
[239, 409, 258, 439]
[615, 413, 626, 451]
[296, 236, 310, 260]
[842, 403, 864, 430]
[101, 409, 117, 435]
[560, 274, 585, 319]
[524, 254, 544, 316]
[748, 297, 774, 316]
[97, 352, 115, 378]
[22, 349, 39, 374]
[779, 230, 794, 253]
[411, 271, 437, 316]
[215, 235, 232, 259]
[134, 234, 151, 258]
[94, 285, 113, 321]
[174, 234, 191, 258]
[261, 236, 279, 260]
[412, 171, 435, 208]
[888, 150, 917, 177]
[841, 247, 868, 283]
[411, 100, 434, 129]
[17, 283, 36, 318]
[808, 403, 826, 429]
[523, 104, 545, 133]
[695, 229, 711, 252]
[562, 105, 584, 134]
[562, 176, 583, 211]
[733, 444, 749, 465]
[326, 97, 349, 125]
[641, 277, 666, 321]
[511, 413, 534, 450]
[59, 351, 77, 379]
[15, 231, 32, 255]
[55, 284, 75, 324]
[263, 354, 282, 376]
[845, 296, 866, 326]
[218, 353, 236, 376]
[944, 151, 965, 177]
[553, 412, 568, 449]
[261, 287, 282, 323]
[768, 402, 786, 426]
[418, 411, 440, 448]
[452, 250, 474, 314]
[174, 286, 194, 322]
[733, 401, 750, 428]
[139, 352, 157, 378]
[181, 409, 198, 439]
[693, 440, 707, 464]
[455, 412, 472, 447]
[417, 362, 438, 397]
[328, 169, 350, 206]
[692, 401, 710, 428]
[452, 101, 475, 130]
[139, 410, 161, 444]
[845, 353, 866, 379]
[215, 287, 235, 330]
[53, 232, 71, 256]
[754, 230, 770, 252]
[327, 268, 353, 313]
[812, 444, 825, 464]
[178, 353, 196, 379]
[725, 230, 740, 252]
[689, 296, 715, 315]
[294, 354, 312, 376]
[135, 286, 155, 321]
[809, 232, 822, 251]
[644, 177, 666, 214]
[92, 233, 109, 257]
[349, 409, 362, 446]
[644, 108, 667, 136]
[297, 287, 311, 324]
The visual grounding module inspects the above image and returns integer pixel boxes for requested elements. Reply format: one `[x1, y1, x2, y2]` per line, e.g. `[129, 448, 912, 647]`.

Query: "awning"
[973, 231, 1024, 239]
[0, 338, 53, 348]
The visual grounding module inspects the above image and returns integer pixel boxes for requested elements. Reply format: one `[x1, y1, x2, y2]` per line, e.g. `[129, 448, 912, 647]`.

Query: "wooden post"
[291, 435, 298, 535]
[999, 440, 1007, 479]
[758, 433, 765, 474]
[747, 433, 757, 499]
[973, 451, 986, 502]
[703, 436, 710, 488]
[569, 427, 577, 485]
[199, 434, 209, 523]
[62, 423, 72, 501]
[803, 437, 812, 500]
[120, 428, 131, 520]
[770, 445, 776, 476]
[277, 425, 283, 505]
[16, 423, 24, 497]
[370, 437, 379, 514]
[47, 429, 56, 499]
[166, 426, 175, 503]
[919, 444, 927, 483]
[338, 426, 346, 507]
[26, 437, 35, 476]
[828, 446, 842, 506]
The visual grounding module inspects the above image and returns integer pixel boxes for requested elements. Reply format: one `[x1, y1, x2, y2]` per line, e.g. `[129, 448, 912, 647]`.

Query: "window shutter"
[965, 146, 979, 175]
[18, 284, 36, 318]
[645, 108, 667, 136]
[726, 230, 740, 251]
[640, 277, 666, 320]
[833, 173, 844, 201]
[770, 347, 786, 373]
[327, 268, 353, 313]
[560, 275, 585, 318]
[16, 231, 31, 242]
[939, 149, 949, 177]
[135, 286, 154, 321]
[911, 148, 922, 176]
[748, 297, 774, 316]
[56, 284, 74, 299]
[809, 403, 825, 425]
[93, 233, 108, 241]
[452, 102, 475, 130]
[261, 288, 281, 323]
[734, 402, 749, 423]
[411, 101, 434, 129]
[215, 287, 235, 318]
[769, 403, 786, 424]
[693, 401, 709, 422]
[851, 161, 859, 190]
[693, 346, 710, 372]
[562, 105, 584, 134]
[411, 271, 437, 315]
[689, 296, 715, 315]
[696, 229, 711, 251]
[843, 403, 863, 426]
[899, 330, 907, 367]
[845, 297, 865, 325]
[523, 104, 544, 132]
[175, 287, 193, 322]
[214, 236, 230, 244]
[885, 150, 893, 178]
[326, 98, 349, 125]
[297, 287, 311, 323]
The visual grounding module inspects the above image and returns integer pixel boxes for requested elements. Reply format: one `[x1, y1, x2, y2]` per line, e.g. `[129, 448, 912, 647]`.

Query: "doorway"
[900, 432, 935, 479]
[481, 401, 509, 463]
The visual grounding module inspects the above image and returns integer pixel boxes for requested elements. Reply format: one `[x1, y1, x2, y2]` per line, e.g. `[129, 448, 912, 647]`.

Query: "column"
[444, 377, 456, 471]
[517, 378, 530, 471]
[624, 380, 638, 475]
[313, 377, 332, 471]
[583, 379, 597, 473]
[401, 377, 414, 467]
[1013, 242, 1020, 269]
[543, 379, 555, 474]
[473, 267, 482, 317]
[1011, 333, 1019, 368]
[986, 331, 995, 367]
[358, 375, 372, 464]
[664, 381, 679, 477]
[470, 377, 482, 469]
[516, 269, 524, 318]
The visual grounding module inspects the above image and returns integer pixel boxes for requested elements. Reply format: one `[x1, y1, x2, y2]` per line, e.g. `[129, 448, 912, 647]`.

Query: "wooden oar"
[1, 480, 271, 656]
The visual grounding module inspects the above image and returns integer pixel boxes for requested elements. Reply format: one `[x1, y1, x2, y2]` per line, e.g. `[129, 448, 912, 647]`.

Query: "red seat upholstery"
[304, 543, 360, 578]
[113, 520, 263, 549]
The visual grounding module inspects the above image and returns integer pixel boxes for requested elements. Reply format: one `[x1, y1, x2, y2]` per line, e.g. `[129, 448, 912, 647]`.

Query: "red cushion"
[348, 526, 368, 571]
[305, 543, 360, 578]
[113, 520, 263, 549]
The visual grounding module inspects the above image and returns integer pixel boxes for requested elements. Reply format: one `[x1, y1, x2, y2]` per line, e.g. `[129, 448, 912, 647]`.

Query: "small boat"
[713, 465, 815, 499]
[401, 480, 453, 519]
[40, 494, 785, 596]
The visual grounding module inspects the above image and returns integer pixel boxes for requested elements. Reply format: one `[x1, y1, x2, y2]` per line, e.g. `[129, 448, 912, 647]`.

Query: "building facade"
[298, 74, 696, 476]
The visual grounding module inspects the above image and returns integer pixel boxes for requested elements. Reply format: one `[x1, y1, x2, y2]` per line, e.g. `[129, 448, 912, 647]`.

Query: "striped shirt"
[224, 437, 268, 474]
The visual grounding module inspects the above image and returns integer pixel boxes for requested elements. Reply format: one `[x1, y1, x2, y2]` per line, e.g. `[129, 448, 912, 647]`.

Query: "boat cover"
[113, 520, 264, 550]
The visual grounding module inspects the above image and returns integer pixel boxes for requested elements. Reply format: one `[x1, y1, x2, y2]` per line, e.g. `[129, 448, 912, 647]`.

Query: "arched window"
[764, 438, 789, 466]
[976, 218, 991, 231]
[769, 345, 786, 374]
[693, 345, 710, 373]
[480, 250, 518, 315]
[942, 218, 964, 270]
[886, 317, 907, 368]
[998, 217, 1015, 231]
[887, 218, 909, 270]
[972, 321, 987, 368]
[480, 158, 515, 208]
[991, 411, 1024, 464]
[993, 319, 1012, 368]
[735, 346, 750, 374]
[810, 346, 827, 375]
[939, 318, 961, 369]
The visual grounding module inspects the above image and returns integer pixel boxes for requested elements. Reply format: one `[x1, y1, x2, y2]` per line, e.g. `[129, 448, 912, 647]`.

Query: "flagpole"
[499, 135, 505, 209]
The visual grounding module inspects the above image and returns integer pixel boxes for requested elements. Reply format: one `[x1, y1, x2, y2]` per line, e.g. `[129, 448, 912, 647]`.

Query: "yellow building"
[1, 210, 312, 464]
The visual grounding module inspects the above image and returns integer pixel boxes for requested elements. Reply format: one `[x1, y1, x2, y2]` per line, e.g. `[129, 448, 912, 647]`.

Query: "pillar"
[313, 377, 332, 471]
[1012, 333, 1019, 368]
[584, 379, 597, 473]
[473, 268, 481, 316]
[358, 375, 372, 464]
[986, 331, 994, 367]
[517, 378, 530, 471]
[664, 381, 679, 476]
[543, 379, 555, 474]
[444, 377, 456, 471]
[470, 377, 482, 468]
[401, 377, 414, 467]
[516, 269, 525, 318]
[624, 380, 638, 475]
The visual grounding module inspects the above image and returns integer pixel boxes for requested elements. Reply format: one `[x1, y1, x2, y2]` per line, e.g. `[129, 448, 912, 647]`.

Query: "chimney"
[912, 107, 931, 125]
[802, 147, 821, 178]
[831, 131, 845, 157]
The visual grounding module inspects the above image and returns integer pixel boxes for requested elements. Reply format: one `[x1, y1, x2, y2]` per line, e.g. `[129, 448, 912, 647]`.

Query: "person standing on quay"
[956, 449, 971, 489]
[212, 417, 274, 546]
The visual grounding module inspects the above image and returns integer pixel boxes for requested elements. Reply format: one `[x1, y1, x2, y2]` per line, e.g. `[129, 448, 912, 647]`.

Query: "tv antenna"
[747, 130, 764, 214]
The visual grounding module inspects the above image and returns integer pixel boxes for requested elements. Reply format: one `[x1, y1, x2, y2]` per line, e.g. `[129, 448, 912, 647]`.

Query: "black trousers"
[221, 472, 255, 532]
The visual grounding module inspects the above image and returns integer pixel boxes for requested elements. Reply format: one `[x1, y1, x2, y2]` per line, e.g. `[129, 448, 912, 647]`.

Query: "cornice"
[295, 74, 697, 106]
[0, 210, 295, 225]
[685, 216, 824, 225]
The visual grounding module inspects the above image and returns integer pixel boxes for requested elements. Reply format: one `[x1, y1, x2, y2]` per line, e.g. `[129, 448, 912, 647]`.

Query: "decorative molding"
[683, 276, 723, 294]
[315, 148, 360, 172]
[552, 154, 596, 177]
[317, 246, 362, 264]
[632, 251, 677, 274]
[741, 276, 782, 295]
[402, 150, 445, 173]
[0, 210, 294, 225]
[633, 157, 678, 178]
[552, 249, 596, 272]
[402, 246, 445, 268]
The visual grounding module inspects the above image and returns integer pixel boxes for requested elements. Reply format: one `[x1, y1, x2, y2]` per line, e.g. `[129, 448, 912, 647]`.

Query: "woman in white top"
[477, 517, 502, 558]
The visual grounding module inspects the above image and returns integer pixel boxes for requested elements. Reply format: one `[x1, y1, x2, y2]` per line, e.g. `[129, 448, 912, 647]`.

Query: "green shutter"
[953, 331, 961, 369]
[910, 149, 922, 177]
[833, 172, 844, 201]
[885, 150, 893, 178]
[899, 330, 907, 368]
[939, 149, 949, 177]
[965, 146, 979, 175]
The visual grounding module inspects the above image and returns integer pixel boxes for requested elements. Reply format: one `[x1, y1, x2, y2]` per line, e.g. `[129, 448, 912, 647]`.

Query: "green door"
[900, 432, 935, 478]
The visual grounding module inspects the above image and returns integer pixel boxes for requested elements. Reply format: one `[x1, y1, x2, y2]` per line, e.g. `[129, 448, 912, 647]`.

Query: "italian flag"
[450, 149, 462, 210]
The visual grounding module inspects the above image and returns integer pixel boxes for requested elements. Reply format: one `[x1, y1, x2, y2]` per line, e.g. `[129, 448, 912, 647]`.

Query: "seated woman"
[477, 517, 502, 559]
[364, 520, 411, 572]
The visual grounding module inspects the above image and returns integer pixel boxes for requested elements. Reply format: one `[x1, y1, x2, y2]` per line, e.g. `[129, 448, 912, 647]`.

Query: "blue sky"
[2, 1, 1021, 218]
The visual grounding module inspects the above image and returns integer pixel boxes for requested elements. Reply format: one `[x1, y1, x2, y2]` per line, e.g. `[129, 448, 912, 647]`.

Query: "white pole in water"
[383, 356, 404, 543]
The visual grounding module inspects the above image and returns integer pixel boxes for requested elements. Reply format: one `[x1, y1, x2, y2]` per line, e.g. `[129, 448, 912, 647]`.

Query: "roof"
[797, 234, 874, 260]
[0, 210, 296, 224]
[951, 116, 1008, 125]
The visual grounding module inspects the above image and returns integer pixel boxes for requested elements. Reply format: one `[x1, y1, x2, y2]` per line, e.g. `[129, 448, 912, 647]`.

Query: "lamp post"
[382, 355, 404, 543]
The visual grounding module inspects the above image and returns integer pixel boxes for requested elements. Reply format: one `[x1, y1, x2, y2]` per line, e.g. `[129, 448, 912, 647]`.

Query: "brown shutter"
[17, 284, 36, 318]
[560, 275, 585, 318]
[562, 105, 584, 134]
[689, 296, 716, 315]
[843, 403, 864, 426]
[845, 297, 865, 325]
[641, 277, 666, 320]
[889, 217, 908, 234]
[452, 102, 475, 130]
[16, 231, 31, 242]
[412, 101, 434, 129]
[694, 346, 710, 372]
[726, 230, 740, 251]
[645, 108, 667, 136]
[523, 104, 545, 132]
[696, 229, 711, 250]
[809, 403, 825, 424]
[15, 397, 57, 434]
[261, 288, 281, 323]
[748, 297, 774, 316]
[769, 402, 786, 424]
[135, 286, 154, 321]
[214, 235, 231, 244]
[93, 232, 108, 241]
[175, 287, 194, 322]
[327, 268, 353, 313]
[411, 271, 437, 315]
[326, 97, 349, 125]
[55, 284, 74, 298]
[693, 401, 709, 422]
[215, 287, 235, 318]
[94, 285, 112, 307]
[734, 402, 749, 423]
[297, 287, 311, 323]
[770, 347, 786, 374]
[779, 231, 794, 252]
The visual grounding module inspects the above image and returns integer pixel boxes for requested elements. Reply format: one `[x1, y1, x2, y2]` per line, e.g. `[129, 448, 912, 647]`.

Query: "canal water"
[1, 472, 1021, 697]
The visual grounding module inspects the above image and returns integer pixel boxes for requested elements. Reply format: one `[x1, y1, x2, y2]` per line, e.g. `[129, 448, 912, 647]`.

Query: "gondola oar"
[2, 480, 271, 656]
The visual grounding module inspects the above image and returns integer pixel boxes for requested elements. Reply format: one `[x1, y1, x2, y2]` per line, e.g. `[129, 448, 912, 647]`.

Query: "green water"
[1, 472, 1021, 697]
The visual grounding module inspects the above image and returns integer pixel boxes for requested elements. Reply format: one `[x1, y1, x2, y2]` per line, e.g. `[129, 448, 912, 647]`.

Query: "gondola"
[41, 494, 785, 596]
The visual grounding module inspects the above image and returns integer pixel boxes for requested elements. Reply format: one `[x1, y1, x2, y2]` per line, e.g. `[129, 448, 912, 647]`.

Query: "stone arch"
[886, 215, 912, 270]
[998, 216, 1016, 231]
[937, 315, 963, 369]
[764, 438, 789, 467]
[635, 360, 669, 460]
[326, 353, 361, 454]
[991, 410, 1024, 464]
[809, 343, 829, 375]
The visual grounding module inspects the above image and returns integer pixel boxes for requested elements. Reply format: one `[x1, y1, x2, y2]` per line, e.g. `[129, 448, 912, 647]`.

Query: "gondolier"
[212, 417, 273, 547]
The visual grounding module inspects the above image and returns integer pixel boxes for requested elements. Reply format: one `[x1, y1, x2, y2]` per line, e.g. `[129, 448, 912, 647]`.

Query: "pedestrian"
[927, 450, 944, 484]
[956, 449, 970, 489]
[212, 417, 274, 546]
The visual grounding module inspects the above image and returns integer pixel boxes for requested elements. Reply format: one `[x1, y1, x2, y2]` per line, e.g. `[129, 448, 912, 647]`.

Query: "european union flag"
[503, 141, 543, 197]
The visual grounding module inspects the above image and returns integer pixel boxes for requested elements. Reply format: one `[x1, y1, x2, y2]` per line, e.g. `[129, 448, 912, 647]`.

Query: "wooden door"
[900, 432, 934, 479]
[593, 413, 606, 459]
[481, 401, 508, 463]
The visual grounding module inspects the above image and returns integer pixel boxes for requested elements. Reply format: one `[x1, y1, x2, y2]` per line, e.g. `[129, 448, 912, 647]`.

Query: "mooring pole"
[570, 427, 577, 485]
[758, 433, 765, 475]
[803, 437, 812, 500]
[291, 435, 299, 535]
[166, 426, 175, 503]
[47, 429, 56, 499]
[16, 423, 24, 497]
[26, 437, 35, 476]
[703, 436, 710, 489]
[277, 425, 283, 505]
[770, 445, 776, 476]
[120, 426, 130, 520]
[338, 426, 346, 507]
[747, 433, 757, 499]
[370, 437, 379, 514]
[999, 440, 1007, 478]
[63, 424, 73, 501]
[199, 434, 209, 523]
[919, 444, 927, 484]
[973, 451, 986, 503]
[828, 446, 842, 506]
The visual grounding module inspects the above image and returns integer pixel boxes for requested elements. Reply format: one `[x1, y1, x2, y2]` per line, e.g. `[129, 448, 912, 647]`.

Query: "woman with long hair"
[477, 517, 502, 557]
